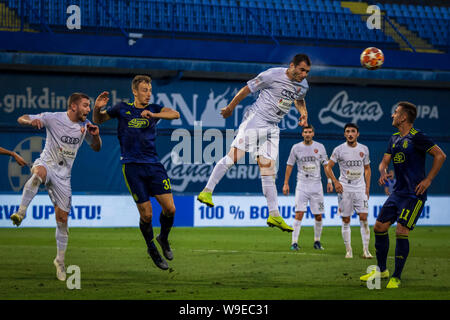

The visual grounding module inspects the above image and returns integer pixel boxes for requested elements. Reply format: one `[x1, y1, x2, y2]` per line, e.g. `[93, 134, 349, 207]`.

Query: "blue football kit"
[377, 128, 436, 230]
[107, 102, 172, 202]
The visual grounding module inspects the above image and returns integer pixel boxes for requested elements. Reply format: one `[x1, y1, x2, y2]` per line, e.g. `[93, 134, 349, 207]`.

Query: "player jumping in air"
[324, 123, 373, 259]
[360, 102, 446, 288]
[197, 54, 311, 233]
[283, 125, 331, 250]
[93, 76, 180, 271]
[10, 93, 102, 281]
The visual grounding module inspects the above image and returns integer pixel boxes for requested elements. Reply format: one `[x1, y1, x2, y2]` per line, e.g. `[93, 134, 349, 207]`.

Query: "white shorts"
[33, 158, 72, 213]
[295, 184, 324, 215]
[337, 191, 368, 217]
[230, 111, 280, 161]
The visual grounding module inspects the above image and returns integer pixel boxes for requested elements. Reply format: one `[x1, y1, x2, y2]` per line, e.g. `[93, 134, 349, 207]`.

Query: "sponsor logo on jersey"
[300, 156, 317, 162]
[344, 160, 363, 166]
[393, 152, 405, 164]
[61, 136, 80, 144]
[128, 118, 149, 128]
[281, 89, 302, 100]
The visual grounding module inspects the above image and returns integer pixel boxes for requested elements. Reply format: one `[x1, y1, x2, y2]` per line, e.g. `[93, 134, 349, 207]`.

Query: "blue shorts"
[122, 162, 172, 203]
[377, 193, 425, 230]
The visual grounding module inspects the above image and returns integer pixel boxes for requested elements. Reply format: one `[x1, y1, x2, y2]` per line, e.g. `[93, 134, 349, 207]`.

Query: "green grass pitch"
[0, 226, 449, 300]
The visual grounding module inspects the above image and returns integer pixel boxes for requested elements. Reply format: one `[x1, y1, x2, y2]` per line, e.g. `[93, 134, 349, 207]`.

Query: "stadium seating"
[2, 0, 448, 52]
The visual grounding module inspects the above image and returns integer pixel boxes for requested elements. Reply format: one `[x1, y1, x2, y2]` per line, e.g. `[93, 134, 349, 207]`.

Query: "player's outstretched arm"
[17, 114, 43, 130]
[93, 91, 111, 124]
[0, 147, 27, 167]
[283, 165, 294, 195]
[378, 153, 391, 186]
[294, 99, 308, 127]
[415, 146, 446, 196]
[141, 107, 180, 120]
[220, 85, 251, 119]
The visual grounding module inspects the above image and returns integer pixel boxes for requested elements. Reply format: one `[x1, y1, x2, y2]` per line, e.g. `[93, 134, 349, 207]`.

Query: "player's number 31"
[163, 179, 172, 190]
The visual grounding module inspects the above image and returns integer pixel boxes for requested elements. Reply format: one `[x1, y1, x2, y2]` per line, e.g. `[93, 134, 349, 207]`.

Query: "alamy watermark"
[66, 265, 81, 290]
[366, 265, 381, 290]
[366, 5, 382, 30]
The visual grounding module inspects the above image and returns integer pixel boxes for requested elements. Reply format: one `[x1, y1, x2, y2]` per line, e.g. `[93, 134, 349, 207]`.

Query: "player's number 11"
[399, 208, 410, 220]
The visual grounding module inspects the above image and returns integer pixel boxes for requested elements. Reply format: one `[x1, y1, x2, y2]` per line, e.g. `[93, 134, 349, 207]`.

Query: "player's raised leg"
[11, 165, 46, 227]
[155, 193, 176, 261]
[198, 147, 244, 207]
[260, 156, 293, 232]
[137, 201, 169, 270]
[54, 206, 69, 281]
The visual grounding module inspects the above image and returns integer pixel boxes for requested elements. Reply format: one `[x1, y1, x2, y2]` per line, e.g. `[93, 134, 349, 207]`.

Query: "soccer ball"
[360, 47, 384, 70]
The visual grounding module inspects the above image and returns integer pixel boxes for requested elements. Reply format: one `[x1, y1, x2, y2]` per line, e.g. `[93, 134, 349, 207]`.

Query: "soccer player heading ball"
[93, 76, 180, 271]
[360, 101, 446, 288]
[197, 54, 311, 233]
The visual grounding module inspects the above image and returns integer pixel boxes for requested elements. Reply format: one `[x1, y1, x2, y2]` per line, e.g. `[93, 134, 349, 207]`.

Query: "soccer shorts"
[122, 162, 172, 203]
[337, 191, 368, 217]
[230, 110, 280, 161]
[377, 193, 425, 230]
[33, 158, 72, 213]
[295, 183, 324, 215]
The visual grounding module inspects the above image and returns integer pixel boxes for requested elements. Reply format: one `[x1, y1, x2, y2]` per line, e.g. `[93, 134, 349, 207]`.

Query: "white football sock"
[314, 219, 323, 242]
[292, 219, 302, 244]
[342, 222, 352, 251]
[261, 175, 279, 216]
[55, 221, 68, 263]
[18, 173, 42, 217]
[360, 220, 370, 251]
[205, 155, 234, 192]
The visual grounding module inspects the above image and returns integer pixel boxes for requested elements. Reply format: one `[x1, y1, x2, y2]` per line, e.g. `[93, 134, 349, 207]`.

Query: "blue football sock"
[139, 218, 156, 249]
[393, 235, 410, 279]
[375, 231, 389, 272]
[159, 211, 174, 241]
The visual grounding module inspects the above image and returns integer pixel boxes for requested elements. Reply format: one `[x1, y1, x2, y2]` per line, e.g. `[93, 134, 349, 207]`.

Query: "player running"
[282, 125, 331, 250]
[10, 93, 102, 281]
[93, 75, 180, 271]
[360, 102, 446, 288]
[197, 54, 311, 233]
[324, 123, 373, 259]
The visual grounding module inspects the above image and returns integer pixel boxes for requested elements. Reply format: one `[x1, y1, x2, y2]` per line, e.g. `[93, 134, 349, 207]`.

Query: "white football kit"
[330, 142, 370, 217]
[287, 141, 328, 214]
[29, 112, 94, 212]
[231, 67, 309, 161]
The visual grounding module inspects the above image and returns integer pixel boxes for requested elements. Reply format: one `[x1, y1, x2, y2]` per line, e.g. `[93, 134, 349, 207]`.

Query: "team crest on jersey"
[128, 118, 149, 128]
[314, 149, 318, 153]
[403, 140, 408, 149]
[393, 152, 405, 164]
[360, 152, 364, 158]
